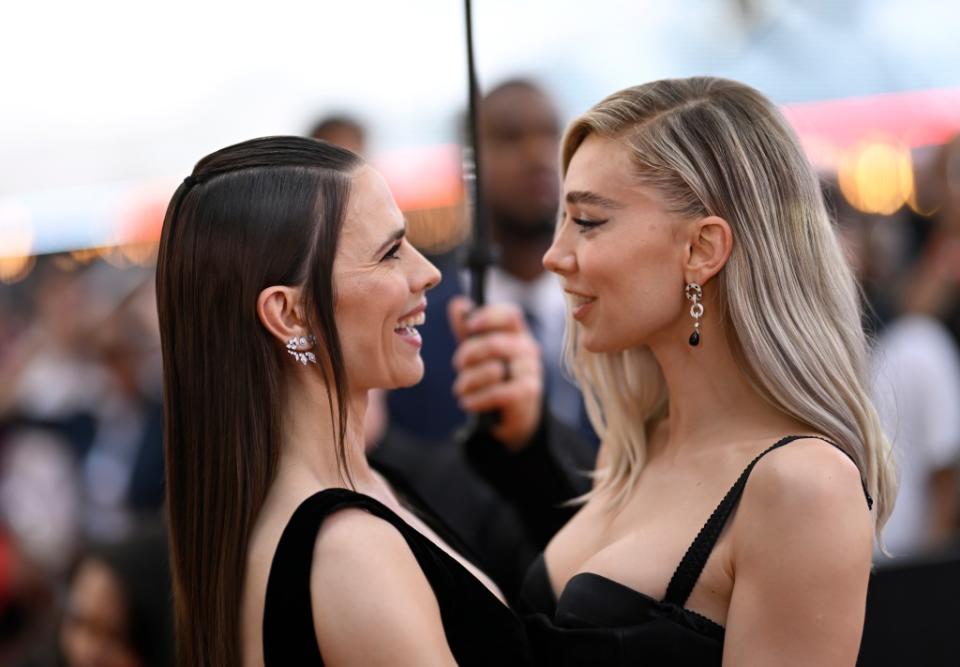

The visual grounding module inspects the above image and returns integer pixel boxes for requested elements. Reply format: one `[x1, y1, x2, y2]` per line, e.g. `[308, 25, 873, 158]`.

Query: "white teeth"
[567, 294, 595, 307]
[395, 311, 426, 330]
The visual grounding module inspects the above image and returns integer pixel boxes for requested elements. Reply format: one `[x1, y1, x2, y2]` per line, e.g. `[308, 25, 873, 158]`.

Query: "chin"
[582, 339, 616, 354]
[388, 362, 425, 389]
[580, 329, 635, 355]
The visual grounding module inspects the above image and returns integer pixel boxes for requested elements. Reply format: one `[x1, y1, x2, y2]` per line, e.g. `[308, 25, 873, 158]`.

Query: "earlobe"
[256, 285, 310, 346]
[685, 215, 733, 284]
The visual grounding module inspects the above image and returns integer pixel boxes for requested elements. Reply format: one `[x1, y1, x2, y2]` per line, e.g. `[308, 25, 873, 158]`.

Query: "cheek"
[334, 274, 416, 386]
[581, 235, 683, 348]
[335, 282, 386, 358]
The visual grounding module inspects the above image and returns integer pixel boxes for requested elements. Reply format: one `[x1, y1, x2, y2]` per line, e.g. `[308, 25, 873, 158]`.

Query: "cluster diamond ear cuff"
[286, 335, 317, 365]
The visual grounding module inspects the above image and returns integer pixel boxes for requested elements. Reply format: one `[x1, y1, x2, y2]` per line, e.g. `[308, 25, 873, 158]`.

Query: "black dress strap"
[262, 488, 430, 665]
[661, 434, 875, 607]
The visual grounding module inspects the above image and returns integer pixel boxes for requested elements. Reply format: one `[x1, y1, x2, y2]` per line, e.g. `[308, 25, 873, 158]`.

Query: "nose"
[543, 224, 576, 275]
[411, 245, 442, 293]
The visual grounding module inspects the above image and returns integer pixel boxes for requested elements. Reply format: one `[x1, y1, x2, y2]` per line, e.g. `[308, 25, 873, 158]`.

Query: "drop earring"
[685, 283, 703, 347]
[286, 335, 317, 365]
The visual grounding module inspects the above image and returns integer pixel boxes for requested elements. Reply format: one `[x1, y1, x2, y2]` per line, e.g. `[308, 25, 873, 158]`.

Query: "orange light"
[837, 140, 914, 215]
[0, 255, 36, 283]
[0, 202, 35, 283]
[70, 247, 101, 264]
[51, 253, 80, 271]
[119, 242, 158, 266]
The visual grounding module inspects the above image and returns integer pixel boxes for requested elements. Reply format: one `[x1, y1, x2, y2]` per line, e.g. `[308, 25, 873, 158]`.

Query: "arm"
[723, 439, 873, 667]
[448, 297, 592, 546]
[310, 509, 457, 667]
[463, 410, 590, 547]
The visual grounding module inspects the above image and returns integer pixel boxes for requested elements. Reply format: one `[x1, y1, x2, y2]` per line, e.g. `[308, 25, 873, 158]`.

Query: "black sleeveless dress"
[261, 487, 533, 666]
[518, 435, 874, 666]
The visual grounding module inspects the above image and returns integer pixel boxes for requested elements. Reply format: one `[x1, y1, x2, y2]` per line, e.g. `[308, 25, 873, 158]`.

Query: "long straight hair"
[561, 78, 896, 532]
[156, 136, 362, 666]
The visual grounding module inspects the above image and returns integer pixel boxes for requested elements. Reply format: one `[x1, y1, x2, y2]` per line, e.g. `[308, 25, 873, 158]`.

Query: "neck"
[491, 216, 554, 282]
[648, 317, 807, 457]
[278, 371, 377, 490]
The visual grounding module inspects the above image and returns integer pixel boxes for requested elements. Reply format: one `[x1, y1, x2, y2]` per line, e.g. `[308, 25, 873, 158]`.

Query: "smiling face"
[543, 134, 690, 353]
[333, 165, 441, 392]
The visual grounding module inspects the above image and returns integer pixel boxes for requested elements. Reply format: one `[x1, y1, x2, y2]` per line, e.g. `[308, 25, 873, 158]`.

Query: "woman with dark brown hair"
[156, 137, 535, 666]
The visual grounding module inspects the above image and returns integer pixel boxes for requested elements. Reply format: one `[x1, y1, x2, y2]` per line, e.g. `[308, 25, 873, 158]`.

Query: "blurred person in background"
[0, 258, 166, 665]
[308, 114, 367, 157]
[830, 136, 960, 559]
[389, 78, 595, 444]
[926, 135, 960, 343]
[0, 261, 103, 467]
[865, 137, 960, 559]
[54, 522, 172, 667]
[0, 261, 164, 550]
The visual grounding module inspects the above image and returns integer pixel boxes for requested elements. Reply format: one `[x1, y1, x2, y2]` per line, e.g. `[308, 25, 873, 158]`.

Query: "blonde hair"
[563, 77, 896, 532]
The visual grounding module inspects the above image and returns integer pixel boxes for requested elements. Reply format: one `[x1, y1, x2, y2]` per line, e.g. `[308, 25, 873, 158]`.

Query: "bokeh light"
[838, 140, 915, 215]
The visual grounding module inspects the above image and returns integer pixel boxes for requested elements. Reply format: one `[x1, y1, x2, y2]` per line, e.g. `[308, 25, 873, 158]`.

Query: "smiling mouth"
[567, 293, 595, 307]
[394, 310, 426, 336]
[565, 292, 596, 320]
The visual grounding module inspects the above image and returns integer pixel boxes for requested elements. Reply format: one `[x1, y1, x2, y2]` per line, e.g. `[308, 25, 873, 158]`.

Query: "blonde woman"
[520, 77, 896, 666]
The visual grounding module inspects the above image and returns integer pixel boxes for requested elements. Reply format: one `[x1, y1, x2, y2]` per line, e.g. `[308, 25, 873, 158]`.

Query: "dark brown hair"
[156, 136, 362, 666]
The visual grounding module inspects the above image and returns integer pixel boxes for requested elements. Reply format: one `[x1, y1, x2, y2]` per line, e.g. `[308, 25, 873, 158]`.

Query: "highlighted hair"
[562, 77, 896, 533]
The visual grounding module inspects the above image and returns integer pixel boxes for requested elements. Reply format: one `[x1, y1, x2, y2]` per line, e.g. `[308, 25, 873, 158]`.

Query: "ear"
[683, 215, 733, 286]
[257, 285, 309, 345]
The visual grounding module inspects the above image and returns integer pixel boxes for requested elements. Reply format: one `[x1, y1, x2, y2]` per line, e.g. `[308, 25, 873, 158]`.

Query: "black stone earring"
[685, 283, 703, 346]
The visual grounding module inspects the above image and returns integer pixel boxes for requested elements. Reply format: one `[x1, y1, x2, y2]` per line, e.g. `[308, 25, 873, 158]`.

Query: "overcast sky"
[2, 0, 959, 253]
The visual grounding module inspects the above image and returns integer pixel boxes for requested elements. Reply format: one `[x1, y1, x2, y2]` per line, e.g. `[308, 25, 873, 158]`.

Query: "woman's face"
[60, 559, 142, 667]
[543, 134, 688, 353]
[333, 165, 441, 392]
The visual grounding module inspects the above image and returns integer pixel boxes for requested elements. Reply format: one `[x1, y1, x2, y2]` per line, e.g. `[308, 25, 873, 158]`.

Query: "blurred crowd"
[0, 83, 959, 665]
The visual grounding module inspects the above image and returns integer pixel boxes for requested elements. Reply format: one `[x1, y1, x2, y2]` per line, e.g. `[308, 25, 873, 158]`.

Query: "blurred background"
[2, 0, 960, 664]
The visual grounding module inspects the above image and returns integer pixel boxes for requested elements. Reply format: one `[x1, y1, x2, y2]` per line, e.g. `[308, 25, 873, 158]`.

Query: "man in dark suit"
[387, 79, 595, 445]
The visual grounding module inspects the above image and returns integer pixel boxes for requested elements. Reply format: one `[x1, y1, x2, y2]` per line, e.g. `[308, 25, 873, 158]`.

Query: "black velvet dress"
[260, 486, 533, 666]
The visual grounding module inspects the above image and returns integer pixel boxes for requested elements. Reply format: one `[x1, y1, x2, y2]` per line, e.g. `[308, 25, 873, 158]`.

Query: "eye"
[382, 241, 402, 261]
[572, 217, 607, 233]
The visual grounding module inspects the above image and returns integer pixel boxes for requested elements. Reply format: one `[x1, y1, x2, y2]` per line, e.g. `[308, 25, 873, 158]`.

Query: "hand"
[448, 296, 543, 451]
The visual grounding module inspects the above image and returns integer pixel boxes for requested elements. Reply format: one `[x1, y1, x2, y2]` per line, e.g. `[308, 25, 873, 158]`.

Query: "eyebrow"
[375, 225, 406, 256]
[565, 190, 625, 209]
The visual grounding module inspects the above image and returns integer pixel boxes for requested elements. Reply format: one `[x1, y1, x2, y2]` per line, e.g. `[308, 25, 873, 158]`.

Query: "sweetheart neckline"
[539, 554, 725, 632]
[560, 571, 726, 631]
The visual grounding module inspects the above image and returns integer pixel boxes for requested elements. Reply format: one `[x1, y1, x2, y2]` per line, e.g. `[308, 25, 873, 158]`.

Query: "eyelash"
[382, 242, 402, 261]
[572, 217, 607, 233]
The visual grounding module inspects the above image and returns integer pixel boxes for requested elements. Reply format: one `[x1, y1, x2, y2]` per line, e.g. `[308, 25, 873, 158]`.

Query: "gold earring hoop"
[685, 283, 703, 347]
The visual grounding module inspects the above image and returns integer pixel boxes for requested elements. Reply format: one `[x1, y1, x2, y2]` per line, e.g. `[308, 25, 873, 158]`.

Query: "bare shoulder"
[723, 440, 874, 664]
[309, 508, 456, 666]
[310, 507, 432, 605]
[734, 436, 873, 561]
[313, 505, 410, 561]
[742, 437, 869, 514]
